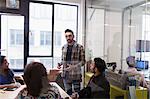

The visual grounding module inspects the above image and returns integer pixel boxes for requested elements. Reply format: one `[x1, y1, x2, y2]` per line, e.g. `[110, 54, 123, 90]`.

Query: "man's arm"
[0, 84, 18, 89]
[78, 45, 86, 66]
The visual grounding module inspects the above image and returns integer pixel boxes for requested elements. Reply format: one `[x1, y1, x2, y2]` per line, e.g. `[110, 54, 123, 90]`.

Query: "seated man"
[0, 55, 18, 89]
[78, 57, 110, 99]
[125, 56, 148, 88]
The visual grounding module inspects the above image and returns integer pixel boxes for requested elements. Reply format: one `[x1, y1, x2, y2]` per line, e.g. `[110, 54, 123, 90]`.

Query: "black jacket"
[87, 74, 110, 99]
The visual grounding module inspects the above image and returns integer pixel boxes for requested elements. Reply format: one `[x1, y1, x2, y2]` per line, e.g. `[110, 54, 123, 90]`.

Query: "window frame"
[0, 0, 79, 71]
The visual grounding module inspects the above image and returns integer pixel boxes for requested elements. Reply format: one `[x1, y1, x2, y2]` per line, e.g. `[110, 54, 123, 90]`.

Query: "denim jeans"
[63, 79, 80, 95]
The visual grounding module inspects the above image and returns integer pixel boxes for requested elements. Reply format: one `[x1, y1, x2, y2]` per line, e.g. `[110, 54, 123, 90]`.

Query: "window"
[40, 59, 52, 67]
[29, 30, 34, 45]
[40, 31, 51, 46]
[1, 15, 24, 70]
[141, 14, 150, 64]
[9, 59, 23, 69]
[1, 2, 78, 70]
[29, 2, 52, 56]
[27, 57, 53, 69]
[53, 4, 78, 68]
[30, 3, 52, 19]
[10, 29, 23, 45]
[54, 5, 76, 21]
[54, 31, 61, 46]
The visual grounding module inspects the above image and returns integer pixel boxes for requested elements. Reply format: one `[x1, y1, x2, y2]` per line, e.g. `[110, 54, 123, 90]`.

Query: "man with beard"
[57, 29, 85, 95]
[86, 57, 110, 98]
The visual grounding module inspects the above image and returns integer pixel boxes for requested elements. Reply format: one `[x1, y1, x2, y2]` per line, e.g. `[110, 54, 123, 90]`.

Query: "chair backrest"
[125, 72, 141, 88]
[105, 70, 141, 90]
[105, 70, 127, 89]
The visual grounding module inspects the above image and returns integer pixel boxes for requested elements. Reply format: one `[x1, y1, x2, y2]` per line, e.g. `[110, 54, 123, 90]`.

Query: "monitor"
[107, 62, 117, 67]
[107, 62, 117, 71]
[136, 60, 149, 70]
[136, 40, 150, 52]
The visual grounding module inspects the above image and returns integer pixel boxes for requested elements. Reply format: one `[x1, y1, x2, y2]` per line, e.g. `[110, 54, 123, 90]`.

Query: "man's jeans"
[63, 79, 80, 95]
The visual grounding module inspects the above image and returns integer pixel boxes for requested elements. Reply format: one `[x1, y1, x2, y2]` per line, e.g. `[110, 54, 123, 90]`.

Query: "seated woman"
[78, 57, 110, 99]
[0, 55, 17, 89]
[125, 56, 148, 88]
[19, 62, 60, 98]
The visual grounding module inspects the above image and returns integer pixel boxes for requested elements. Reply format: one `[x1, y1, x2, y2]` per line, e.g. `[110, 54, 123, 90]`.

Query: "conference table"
[0, 82, 71, 99]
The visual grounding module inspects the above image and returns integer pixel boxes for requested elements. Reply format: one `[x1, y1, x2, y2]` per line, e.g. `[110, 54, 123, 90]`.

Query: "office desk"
[0, 82, 71, 99]
[0, 85, 26, 99]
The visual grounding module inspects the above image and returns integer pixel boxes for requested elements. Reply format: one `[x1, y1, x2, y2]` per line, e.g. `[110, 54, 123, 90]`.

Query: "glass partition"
[86, 0, 150, 72]
[86, 0, 150, 98]
[86, 6, 104, 60]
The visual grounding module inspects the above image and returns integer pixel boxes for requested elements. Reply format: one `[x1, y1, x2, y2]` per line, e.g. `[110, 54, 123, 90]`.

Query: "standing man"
[58, 29, 85, 95]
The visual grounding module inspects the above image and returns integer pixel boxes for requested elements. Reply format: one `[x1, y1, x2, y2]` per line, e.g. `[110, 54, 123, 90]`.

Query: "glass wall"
[86, 0, 150, 72]
[86, 7, 104, 60]
[86, 0, 150, 98]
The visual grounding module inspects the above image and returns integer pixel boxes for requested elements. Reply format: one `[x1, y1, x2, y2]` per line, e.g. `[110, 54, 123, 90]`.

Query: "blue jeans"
[63, 79, 80, 95]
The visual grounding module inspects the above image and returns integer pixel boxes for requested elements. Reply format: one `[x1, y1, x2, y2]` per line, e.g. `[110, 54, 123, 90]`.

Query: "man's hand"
[65, 64, 75, 71]
[57, 63, 62, 69]
[65, 66, 71, 71]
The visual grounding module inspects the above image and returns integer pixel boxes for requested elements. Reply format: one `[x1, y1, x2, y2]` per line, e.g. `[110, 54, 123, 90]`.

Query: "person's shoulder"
[47, 85, 61, 98]
[18, 88, 29, 98]
[62, 44, 67, 49]
[76, 43, 84, 49]
[9, 69, 14, 75]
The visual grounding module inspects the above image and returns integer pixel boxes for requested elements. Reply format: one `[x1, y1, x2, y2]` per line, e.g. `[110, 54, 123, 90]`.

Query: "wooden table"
[0, 82, 71, 99]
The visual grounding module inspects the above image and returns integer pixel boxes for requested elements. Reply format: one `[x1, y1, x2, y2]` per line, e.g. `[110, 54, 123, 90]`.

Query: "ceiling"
[33, 0, 150, 11]
[89, 0, 149, 11]
[33, 0, 81, 3]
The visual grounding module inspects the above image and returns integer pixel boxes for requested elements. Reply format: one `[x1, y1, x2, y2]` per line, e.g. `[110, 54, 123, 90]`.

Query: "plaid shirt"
[61, 41, 85, 83]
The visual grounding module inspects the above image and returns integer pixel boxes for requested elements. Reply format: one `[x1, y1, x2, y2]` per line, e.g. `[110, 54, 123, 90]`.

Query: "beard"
[67, 39, 73, 43]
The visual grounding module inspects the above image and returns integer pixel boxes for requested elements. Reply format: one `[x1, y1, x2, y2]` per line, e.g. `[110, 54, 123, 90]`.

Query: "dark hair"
[65, 29, 74, 35]
[23, 62, 47, 97]
[94, 57, 106, 73]
[0, 55, 6, 65]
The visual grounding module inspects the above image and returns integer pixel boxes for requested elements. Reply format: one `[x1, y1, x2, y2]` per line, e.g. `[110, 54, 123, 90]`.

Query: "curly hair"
[23, 62, 47, 97]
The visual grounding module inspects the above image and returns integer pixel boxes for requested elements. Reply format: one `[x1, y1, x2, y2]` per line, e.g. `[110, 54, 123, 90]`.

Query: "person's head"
[126, 56, 136, 67]
[23, 62, 47, 97]
[65, 29, 74, 44]
[90, 57, 106, 74]
[0, 55, 9, 70]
